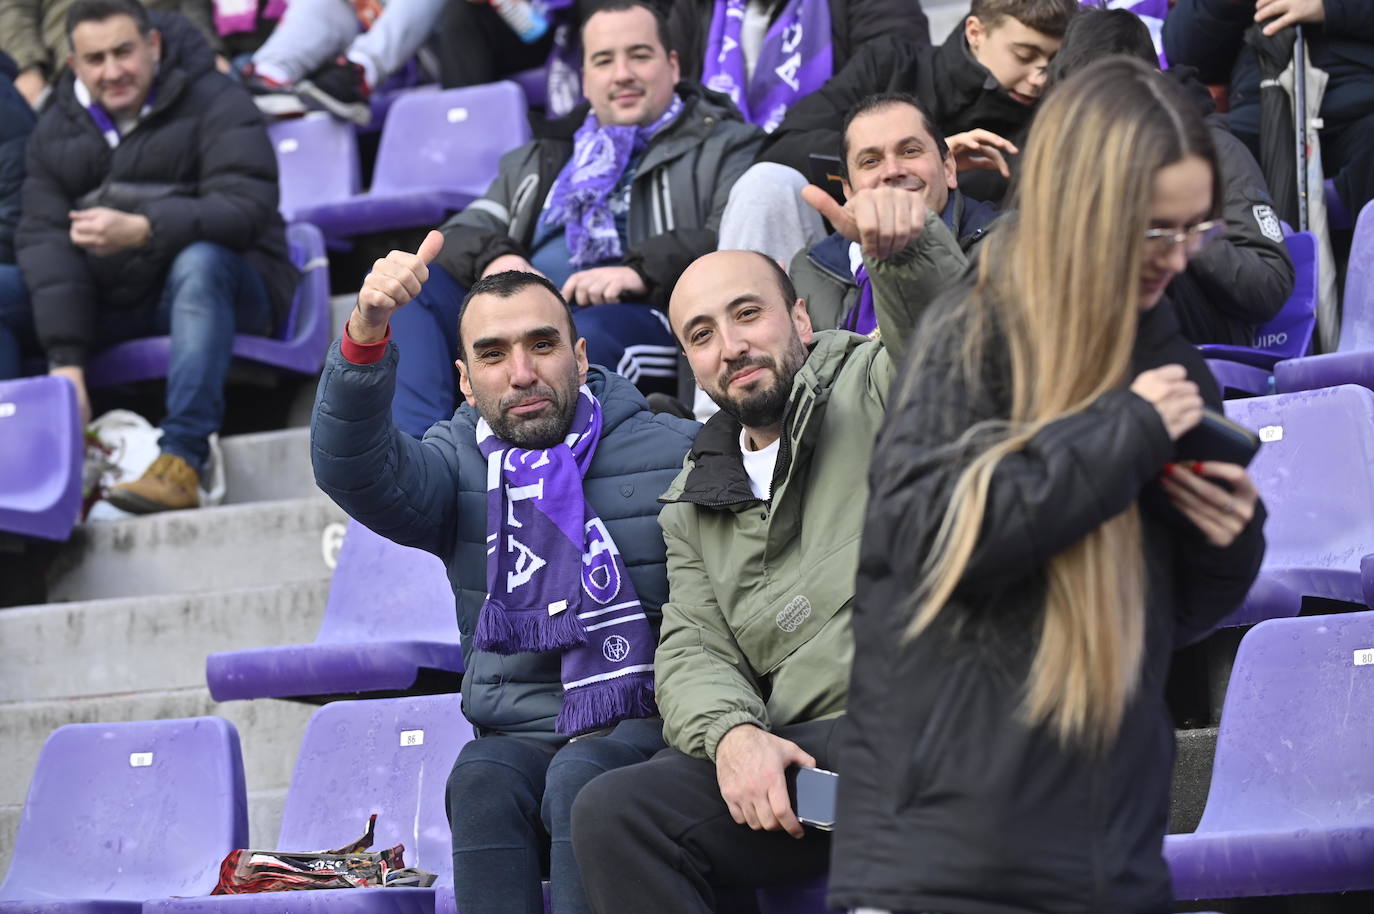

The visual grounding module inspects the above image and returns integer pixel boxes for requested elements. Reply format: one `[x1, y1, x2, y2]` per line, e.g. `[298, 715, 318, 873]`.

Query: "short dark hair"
[750, 250, 798, 305]
[1045, 9, 1157, 88]
[581, 0, 674, 55]
[839, 92, 950, 182]
[457, 270, 579, 362]
[67, 0, 152, 40]
[969, 0, 1079, 37]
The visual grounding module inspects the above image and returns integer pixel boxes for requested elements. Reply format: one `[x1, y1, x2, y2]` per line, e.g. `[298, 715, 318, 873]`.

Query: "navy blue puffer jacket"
[311, 342, 699, 742]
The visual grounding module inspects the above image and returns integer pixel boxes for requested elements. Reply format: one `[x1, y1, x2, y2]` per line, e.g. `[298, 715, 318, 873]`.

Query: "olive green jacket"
[655, 208, 960, 760]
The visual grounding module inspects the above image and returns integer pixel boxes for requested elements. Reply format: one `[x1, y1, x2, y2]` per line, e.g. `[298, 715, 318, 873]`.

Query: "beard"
[476, 362, 582, 449]
[705, 332, 809, 430]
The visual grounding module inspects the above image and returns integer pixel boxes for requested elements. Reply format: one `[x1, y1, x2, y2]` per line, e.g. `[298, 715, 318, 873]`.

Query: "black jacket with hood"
[1165, 66, 1294, 347]
[667, 0, 930, 91]
[757, 20, 1035, 188]
[829, 292, 1266, 914]
[16, 11, 297, 368]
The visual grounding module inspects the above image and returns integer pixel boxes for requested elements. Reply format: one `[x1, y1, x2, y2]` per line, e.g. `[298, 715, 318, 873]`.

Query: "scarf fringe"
[473, 598, 588, 654]
[556, 673, 657, 736]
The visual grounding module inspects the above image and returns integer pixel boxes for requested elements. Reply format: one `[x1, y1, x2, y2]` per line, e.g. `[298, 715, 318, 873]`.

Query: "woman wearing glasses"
[828, 57, 1266, 914]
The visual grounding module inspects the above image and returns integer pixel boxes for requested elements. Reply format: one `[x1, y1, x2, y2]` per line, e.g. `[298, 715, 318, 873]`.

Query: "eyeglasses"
[1143, 219, 1224, 254]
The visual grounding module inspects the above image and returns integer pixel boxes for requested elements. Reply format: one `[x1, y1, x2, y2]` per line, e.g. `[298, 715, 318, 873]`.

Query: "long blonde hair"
[904, 58, 1221, 750]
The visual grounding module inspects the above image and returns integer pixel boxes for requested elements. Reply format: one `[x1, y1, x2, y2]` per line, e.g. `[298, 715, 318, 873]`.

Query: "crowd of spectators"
[1, 0, 1368, 908]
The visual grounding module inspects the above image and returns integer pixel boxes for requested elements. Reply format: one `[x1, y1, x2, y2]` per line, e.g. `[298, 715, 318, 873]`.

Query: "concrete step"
[0, 580, 330, 704]
[221, 428, 321, 505]
[0, 689, 317, 877]
[46, 496, 348, 603]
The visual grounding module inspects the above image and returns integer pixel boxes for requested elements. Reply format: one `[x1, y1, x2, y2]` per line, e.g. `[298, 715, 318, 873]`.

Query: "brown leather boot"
[105, 453, 201, 514]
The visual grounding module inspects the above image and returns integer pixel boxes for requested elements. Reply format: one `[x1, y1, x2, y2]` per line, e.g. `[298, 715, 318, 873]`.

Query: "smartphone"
[1175, 408, 1262, 468]
[791, 766, 839, 831]
[806, 153, 847, 206]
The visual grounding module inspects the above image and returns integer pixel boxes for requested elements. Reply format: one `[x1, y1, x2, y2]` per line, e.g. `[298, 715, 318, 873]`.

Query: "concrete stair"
[0, 426, 347, 879]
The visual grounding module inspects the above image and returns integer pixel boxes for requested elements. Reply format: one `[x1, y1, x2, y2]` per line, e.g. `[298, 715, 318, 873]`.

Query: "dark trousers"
[433, 0, 555, 89]
[446, 718, 666, 914]
[1234, 109, 1374, 219]
[571, 718, 842, 914]
[0, 263, 36, 380]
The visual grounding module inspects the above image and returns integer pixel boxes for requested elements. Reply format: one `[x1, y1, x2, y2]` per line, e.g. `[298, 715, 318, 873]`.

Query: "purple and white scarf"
[474, 387, 657, 736]
[213, 0, 286, 36]
[701, 0, 832, 132]
[75, 78, 156, 149]
[540, 93, 685, 268]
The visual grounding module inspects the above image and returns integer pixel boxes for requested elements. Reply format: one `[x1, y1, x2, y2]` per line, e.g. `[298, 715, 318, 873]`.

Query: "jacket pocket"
[730, 538, 860, 677]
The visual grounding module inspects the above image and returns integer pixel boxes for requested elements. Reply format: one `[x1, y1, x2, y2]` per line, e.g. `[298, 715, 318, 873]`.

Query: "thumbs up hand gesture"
[801, 184, 929, 262]
[350, 230, 445, 344]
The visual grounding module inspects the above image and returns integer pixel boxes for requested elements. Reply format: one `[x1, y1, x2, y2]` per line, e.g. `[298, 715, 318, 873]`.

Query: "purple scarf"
[540, 94, 685, 268]
[539, 0, 584, 118]
[76, 78, 156, 149]
[474, 387, 657, 736]
[701, 0, 832, 131]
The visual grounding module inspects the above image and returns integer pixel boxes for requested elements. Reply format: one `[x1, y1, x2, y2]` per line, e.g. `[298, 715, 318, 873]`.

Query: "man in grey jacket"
[311, 229, 698, 914]
[382, 0, 762, 437]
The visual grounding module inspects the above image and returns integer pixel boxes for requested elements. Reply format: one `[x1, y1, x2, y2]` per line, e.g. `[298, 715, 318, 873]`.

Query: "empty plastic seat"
[1274, 199, 1374, 393]
[0, 717, 248, 912]
[0, 376, 83, 541]
[269, 115, 361, 222]
[207, 519, 462, 702]
[84, 223, 332, 387]
[297, 81, 532, 238]
[1217, 385, 1374, 627]
[1166, 611, 1374, 899]
[144, 694, 474, 914]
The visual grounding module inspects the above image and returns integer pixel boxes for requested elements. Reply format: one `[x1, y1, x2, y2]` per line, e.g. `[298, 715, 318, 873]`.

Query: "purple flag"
[701, 0, 833, 131]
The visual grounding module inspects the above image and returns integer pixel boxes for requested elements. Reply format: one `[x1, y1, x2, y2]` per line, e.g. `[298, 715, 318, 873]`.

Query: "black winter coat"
[829, 296, 1266, 914]
[0, 55, 36, 265]
[757, 20, 1034, 187]
[1163, 0, 1374, 138]
[666, 0, 930, 90]
[15, 11, 297, 367]
[1165, 67, 1294, 347]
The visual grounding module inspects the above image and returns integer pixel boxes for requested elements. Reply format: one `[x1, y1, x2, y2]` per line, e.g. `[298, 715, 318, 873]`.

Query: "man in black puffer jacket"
[16, 0, 297, 513]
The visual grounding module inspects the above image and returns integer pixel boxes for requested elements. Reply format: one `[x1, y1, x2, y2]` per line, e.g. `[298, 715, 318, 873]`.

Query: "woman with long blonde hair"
[827, 57, 1267, 914]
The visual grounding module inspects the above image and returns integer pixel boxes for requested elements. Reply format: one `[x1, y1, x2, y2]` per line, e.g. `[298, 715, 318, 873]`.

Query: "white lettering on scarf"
[775, 53, 802, 92]
[506, 536, 547, 591]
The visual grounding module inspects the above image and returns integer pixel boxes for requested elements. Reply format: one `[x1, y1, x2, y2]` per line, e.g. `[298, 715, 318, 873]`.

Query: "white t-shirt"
[739, 428, 781, 500]
[741, 0, 777, 81]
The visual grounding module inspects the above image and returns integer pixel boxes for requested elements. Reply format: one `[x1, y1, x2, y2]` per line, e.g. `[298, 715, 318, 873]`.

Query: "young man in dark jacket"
[1050, 8, 1295, 346]
[666, 0, 930, 132]
[1164, 0, 1374, 218]
[790, 92, 999, 332]
[312, 233, 698, 914]
[383, 0, 762, 438]
[15, 0, 296, 512]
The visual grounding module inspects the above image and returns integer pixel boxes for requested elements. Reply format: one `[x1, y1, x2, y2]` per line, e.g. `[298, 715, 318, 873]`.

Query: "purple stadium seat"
[510, 67, 549, 109]
[756, 873, 834, 913]
[1216, 385, 1374, 627]
[1204, 359, 1272, 399]
[85, 223, 332, 387]
[1199, 230, 1318, 370]
[206, 519, 461, 702]
[0, 717, 247, 912]
[143, 694, 473, 914]
[1165, 611, 1374, 899]
[1273, 200, 1374, 393]
[0, 376, 83, 541]
[1326, 177, 1352, 232]
[269, 115, 361, 223]
[296, 82, 532, 238]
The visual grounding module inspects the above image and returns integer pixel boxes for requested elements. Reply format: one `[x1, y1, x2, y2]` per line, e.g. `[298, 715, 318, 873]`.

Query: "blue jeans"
[388, 265, 681, 437]
[445, 718, 666, 914]
[0, 263, 36, 381]
[103, 243, 273, 471]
